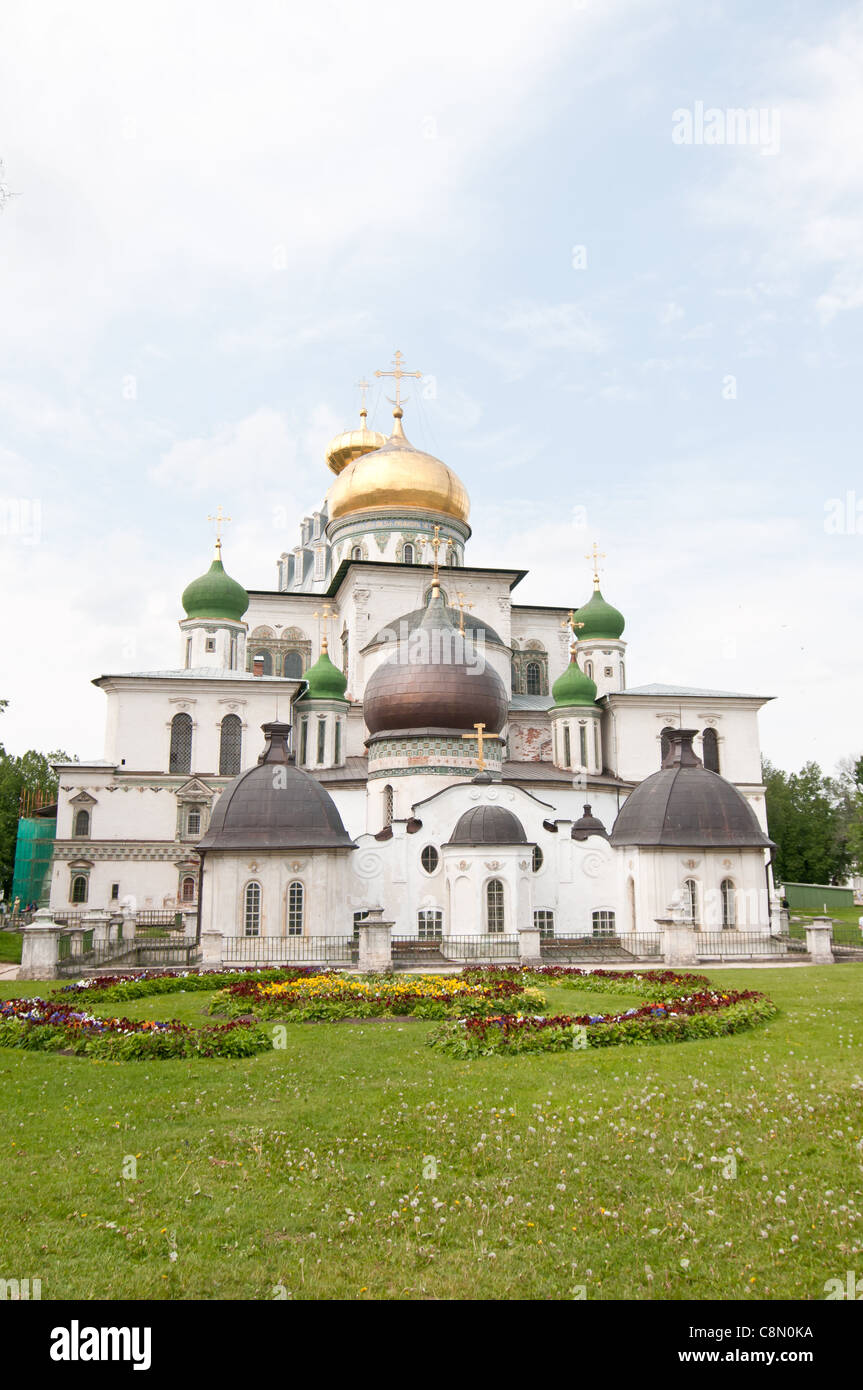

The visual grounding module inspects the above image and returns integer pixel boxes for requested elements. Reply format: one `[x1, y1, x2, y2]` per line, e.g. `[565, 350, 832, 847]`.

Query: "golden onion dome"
[325, 409, 387, 475]
[328, 409, 470, 524]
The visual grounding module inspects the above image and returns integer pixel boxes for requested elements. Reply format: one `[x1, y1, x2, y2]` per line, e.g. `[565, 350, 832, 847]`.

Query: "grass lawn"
[789, 907, 863, 943]
[0, 930, 22, 964]
[0, 966, 861, 1301]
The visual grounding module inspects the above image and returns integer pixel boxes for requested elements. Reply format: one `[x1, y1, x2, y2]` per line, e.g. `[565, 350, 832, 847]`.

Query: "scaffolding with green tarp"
[11, 813, 56, 908]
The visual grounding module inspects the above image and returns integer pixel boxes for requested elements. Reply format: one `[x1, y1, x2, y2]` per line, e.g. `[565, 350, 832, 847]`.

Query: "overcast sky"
[1, 0, 861, 774]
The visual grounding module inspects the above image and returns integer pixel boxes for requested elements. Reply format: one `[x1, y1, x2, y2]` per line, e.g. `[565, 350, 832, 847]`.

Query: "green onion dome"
[296, 647, 348, 702]
[552, 652, 598, 708]
[574, 586, 625, 641]
[181, 549, 249, 622]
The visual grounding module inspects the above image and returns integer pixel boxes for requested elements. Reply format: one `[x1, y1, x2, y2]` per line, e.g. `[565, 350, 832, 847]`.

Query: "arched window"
[351, 546, 363, 561]
[316, 718, 327, 764]
[254, 650, 273, 675]
[284, 650, 303, 678]
[486, 878, 505, 933]
[702, 727, 720, 773]
[592, 909, 616, 936]
[384, 784, 394, 827]
[334, 719, 342, 765]
[299, 718, 309, 764]
[447, 550, 459, 566]
[244, 881, 261, 937]
[418, 909, 443, 939]
[73, 809, 90, 837]
[721, 878, 736, 928]
[71, 875, 88, 904]
[169, 712, 193, 774]
[532, 844, 543, 872]
[526, 661, 541, 695]
[181, 875, 196, 903]
[403, 542, 414, 565]
[563, 725, 572, 766]
[421, 845, 440, 874]
[682, 878, 698, 924]
[627, 876, 636, 932]
[287, 881, 304, 935]
[579, 724, 588, 767]
[585, 659, 594, 680]
[511, 661, 520, 693]
[660, 726, 675, 765]
[219, 714, 242, 776]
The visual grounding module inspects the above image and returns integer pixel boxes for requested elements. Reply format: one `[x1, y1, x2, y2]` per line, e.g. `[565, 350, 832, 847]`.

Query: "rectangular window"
[418, 909, 443, 940]
[205, 637, 216, 653]
[334, 720, 341, 765]
[300, 718, 309, 764]
[111, 883, 120, 901]
[187, 810, 201, 836]
[185, 638, 192, 668]
[563, 725, 571, 766]
[579, 724, 588, 767]
[316, 718, 326, 764]
[592, 910, 616, 937]
[534, 909, 554, 939]
[594, 722, 601, 768]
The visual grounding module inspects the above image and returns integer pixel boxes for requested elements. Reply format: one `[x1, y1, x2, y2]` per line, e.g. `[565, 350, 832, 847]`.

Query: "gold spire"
[375, 350, 422, 420]
[207, 505, 232, 557]
[586, 541, 606, 590]
[356, 378, 370, 427]
[313, 601, 333, 653]
[429, 524, 443, 595]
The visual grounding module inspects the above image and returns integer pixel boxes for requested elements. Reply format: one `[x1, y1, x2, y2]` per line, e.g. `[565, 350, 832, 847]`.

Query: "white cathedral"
[49, 359, 777, 949]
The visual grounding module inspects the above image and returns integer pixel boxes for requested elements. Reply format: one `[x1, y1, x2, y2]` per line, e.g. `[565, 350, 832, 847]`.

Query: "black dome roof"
[610, 729, 773, 850]
[197, 722, 355, 852]
[448, 804, 527, 846]
[571, 804, 609, 841]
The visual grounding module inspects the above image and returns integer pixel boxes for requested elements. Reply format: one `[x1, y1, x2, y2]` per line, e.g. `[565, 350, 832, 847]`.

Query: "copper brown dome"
[363, 589, 508, 736]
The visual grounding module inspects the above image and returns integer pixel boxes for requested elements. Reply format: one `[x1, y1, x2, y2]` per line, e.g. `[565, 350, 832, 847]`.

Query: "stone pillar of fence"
[805, 916, 834, 964]
[356, 908, 393, 973]
[180, 909, 198, 938]
[200, 932, 224, 968]
[121, 909, 137, 942]
[68, 928, 86, 959]
[518, 925, 542, 967]
[19, 909, 64, 980]
[83, 909, 113, 945]
[658, 916, 699, 968]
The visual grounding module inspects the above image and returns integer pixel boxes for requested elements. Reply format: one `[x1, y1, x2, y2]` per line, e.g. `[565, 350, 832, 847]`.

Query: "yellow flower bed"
[260, 973, 486, 1002]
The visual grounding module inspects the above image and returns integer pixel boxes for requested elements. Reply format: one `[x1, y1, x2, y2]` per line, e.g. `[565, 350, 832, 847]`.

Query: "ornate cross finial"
[207, 505, 232, 556]
[429, 524, 443, 593]
[313, 601, 333, 653]
[461, 721, 495, 772]
[356, 378, 371, 425]
[456, 591, 474, 636]
[561, 610, 585, 646]
[586, 541, 606, 589]
[375, 350, 422, 411]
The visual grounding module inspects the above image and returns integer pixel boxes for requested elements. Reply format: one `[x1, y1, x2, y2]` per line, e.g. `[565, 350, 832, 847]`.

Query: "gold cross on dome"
[561, 610, 585, 639]
[456, 591, 474, 636]
[375, 350, 422, 408]
[586, 541, 606, 587]
[462, 721, 496, 772]
[207, 505, 232, 555]
[313, 602, 333, 653]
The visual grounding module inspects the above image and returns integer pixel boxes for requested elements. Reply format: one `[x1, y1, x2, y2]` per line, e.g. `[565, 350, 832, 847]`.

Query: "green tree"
[0, 703, 75, 896]
[763, 758, 849, 885]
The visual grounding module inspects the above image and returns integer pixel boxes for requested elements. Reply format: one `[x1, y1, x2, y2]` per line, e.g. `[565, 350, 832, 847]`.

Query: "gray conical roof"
[610, 730, 773, 849]
[197, 722, 355, 851]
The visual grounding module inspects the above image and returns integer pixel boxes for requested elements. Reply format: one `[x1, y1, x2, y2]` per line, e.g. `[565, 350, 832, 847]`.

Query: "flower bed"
[463, 965, 710, 1000]
[209, 972, 546, 1022]
[0, 995, 272, 1060]
[58, 966, 315, 1005]
[429, 986, 778, 1057]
